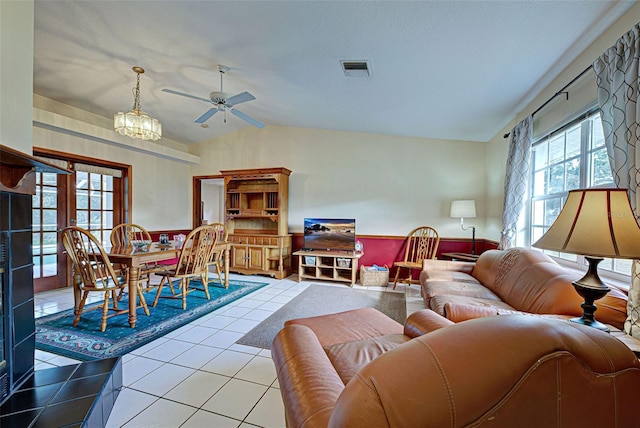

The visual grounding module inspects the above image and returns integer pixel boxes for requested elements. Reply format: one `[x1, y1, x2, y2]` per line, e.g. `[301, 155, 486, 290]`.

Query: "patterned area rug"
[35, 279, 268, 361]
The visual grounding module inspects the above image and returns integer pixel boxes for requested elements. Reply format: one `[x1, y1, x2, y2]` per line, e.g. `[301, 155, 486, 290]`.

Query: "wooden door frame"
[33, 147, 133, 290]
[193, 175, 224, 228]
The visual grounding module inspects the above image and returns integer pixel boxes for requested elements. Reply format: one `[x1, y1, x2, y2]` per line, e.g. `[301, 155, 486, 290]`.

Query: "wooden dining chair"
[205, 222, 228, 288]
[110, 223, 164, 290]
[392, 226, 440, 290]
[61, 226, 150, 332]
[153, 225, 219, 310]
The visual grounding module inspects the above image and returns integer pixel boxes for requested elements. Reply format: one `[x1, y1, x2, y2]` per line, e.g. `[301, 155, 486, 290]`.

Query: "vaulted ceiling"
[33, 1, 635, 145]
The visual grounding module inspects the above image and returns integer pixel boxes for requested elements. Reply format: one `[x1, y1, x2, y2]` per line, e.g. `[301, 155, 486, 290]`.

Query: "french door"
[32, 150, 130, 293]
[32, 171, 68, 292]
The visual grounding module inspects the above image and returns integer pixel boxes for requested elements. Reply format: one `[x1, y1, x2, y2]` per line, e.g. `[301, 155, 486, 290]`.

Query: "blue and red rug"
[35, 279, 268, 361]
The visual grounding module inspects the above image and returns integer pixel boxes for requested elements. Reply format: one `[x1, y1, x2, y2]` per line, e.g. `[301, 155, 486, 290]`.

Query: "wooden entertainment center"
[293, 250, 362, 286]
[222, 167, 292, 279]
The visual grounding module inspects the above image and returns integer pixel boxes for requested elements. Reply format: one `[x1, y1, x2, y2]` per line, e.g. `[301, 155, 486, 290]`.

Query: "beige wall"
[485, 3, 640, 244]
[33, 95, 195, 231]
[34, 125, 193, 231]
[1, 1, 34, 154]
[190, 126, 487, 237]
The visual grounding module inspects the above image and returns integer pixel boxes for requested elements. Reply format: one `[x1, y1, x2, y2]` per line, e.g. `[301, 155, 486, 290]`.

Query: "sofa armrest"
[272, 324, 345, 428]
[404, 309, 454, 338]
[422, 259, 476, 274]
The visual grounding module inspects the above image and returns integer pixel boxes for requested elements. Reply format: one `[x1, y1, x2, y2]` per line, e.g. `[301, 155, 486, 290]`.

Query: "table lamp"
[532, 188, 640, 331]
[451, 200, 477, 255]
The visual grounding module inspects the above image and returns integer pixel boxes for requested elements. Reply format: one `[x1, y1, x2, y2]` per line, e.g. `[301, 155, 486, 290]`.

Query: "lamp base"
[570, 256, 611, 333]
[569, 316, 610, 332]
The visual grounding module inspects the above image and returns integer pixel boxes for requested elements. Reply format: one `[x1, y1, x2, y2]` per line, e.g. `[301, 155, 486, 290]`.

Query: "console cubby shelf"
[293, 250, 362, 286]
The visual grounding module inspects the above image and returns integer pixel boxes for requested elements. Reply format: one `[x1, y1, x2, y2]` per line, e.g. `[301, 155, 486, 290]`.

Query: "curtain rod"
[503, 64, 594, 139]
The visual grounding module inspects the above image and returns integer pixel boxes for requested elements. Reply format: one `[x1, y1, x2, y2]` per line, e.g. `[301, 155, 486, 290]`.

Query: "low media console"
[293, 250, 362, 286]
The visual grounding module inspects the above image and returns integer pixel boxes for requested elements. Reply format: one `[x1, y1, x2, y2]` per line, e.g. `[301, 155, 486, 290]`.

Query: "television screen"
[303, 218, 356, 251]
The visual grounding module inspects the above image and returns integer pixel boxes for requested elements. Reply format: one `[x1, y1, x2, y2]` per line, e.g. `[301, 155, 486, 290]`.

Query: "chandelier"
[114, 66, 162, 141]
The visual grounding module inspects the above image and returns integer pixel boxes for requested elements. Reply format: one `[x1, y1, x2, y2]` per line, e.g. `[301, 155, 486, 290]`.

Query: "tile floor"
[34, 273, 423, 428]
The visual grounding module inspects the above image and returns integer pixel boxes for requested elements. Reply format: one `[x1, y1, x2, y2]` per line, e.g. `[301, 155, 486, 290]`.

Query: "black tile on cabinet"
[32, 395, 97, 428]
[12, 264, 35, 307]
[70, 357, 121, 379]
[0, 408, 42, 427]
[52, 373, 109, 403]
[10, 230, 32, 268]
[0, 192, 9, 230]
[21, 364, 76, 389]
[10, 193, 32, 231]
[0, 382, 62, 414]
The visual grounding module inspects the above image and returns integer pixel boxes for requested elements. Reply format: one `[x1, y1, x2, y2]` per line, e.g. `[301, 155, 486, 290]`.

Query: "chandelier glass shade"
[114, 66, 161, 141]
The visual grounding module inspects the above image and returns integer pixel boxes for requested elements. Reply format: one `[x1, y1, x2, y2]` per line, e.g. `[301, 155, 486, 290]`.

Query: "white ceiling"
[33, 1, 635, 145]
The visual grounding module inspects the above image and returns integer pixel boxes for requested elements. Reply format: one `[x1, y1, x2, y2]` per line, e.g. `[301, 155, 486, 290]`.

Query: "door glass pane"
[33, 172, 59, 279]
[90, 191, 102, 209]
[103, 175, 113, 191]
[42, 254, 57, 276]
[43, 188, 57, 208]
[90, 173, 102, 190]
[43, 209, 57, 231]
[76, 210, 89, 228]
[76, 170, 115, 249]
[77, 189, 89, 209]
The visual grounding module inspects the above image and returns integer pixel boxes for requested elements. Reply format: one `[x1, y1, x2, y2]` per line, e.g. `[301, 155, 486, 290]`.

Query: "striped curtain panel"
[500, 116, 533, 250]
[594, 22, 640, 338]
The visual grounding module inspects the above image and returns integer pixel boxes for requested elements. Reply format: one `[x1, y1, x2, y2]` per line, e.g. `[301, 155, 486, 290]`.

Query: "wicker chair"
[61, 226, 149, 331]
[392, 226, 440, 290]
[153, 225, 219, 310]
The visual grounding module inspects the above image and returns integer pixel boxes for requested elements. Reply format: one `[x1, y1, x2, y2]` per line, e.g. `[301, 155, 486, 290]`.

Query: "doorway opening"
[193, 175, 224, 227]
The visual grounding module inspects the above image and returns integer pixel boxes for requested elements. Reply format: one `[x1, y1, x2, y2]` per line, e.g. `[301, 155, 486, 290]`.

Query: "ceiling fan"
[162, 64, 265, 128]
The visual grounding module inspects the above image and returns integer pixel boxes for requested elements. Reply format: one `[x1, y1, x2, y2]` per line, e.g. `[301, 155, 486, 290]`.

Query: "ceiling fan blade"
[230, 108, 265, 128]
[226, 91, 256, 107]
[162, 88, 211, 103]
[195, 108, 218, 124]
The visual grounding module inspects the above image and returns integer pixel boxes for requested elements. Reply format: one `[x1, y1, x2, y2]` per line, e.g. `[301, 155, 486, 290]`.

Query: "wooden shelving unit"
[293, 250, 362, 286]
[222, 168, 292, 279]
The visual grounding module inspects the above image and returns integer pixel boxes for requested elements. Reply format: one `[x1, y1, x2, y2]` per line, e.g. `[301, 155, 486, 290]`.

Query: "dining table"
[100, 241, 231, 328]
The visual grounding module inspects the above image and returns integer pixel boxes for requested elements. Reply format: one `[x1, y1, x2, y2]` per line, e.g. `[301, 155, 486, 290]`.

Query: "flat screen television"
[303, 218, 356, 251]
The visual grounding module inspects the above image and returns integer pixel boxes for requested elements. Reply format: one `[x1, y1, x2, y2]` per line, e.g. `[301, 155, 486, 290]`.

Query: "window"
[528, 110, 630, 278]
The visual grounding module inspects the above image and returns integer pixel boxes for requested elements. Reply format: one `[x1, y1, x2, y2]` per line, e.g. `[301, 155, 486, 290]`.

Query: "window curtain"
[500, 116, 533, 249]
[594, 22, 640, 338]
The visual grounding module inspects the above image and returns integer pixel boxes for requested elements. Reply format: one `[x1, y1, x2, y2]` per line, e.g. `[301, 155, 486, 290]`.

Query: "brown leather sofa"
[420, 247, 628, 328]
[272, 307, 640, 427]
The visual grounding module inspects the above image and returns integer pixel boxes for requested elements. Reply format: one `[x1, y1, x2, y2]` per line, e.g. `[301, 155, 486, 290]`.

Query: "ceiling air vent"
[340, 60, 371, 77]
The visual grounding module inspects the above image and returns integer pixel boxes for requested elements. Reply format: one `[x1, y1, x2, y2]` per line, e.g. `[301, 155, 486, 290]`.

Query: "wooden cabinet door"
[231, 245, 248, 269]
[248, 246, 264, 270]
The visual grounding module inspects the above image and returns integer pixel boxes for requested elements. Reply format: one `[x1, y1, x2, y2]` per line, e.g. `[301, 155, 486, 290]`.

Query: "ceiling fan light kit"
[114, 66, 162, 141]
[162, 64, 265, 129]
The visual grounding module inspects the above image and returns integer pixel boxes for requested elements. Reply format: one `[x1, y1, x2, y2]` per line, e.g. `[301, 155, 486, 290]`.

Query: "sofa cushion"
[469, 249, 505, 289]
[428, 294, 517, 320]
[419, 269, 480, 284]
[285, 307, 404, 347]
[325, 334, 410, 384]
[422, 280, 501, 302]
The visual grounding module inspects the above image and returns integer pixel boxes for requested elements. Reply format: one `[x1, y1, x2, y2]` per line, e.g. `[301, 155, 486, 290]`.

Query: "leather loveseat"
[272, 307, 640, 427]
[420, 247, 628, 328]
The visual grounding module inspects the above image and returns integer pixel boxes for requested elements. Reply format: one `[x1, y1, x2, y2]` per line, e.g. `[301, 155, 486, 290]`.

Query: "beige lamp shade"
[532, 188, 640, 259]
[450, 200, 476, 218]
